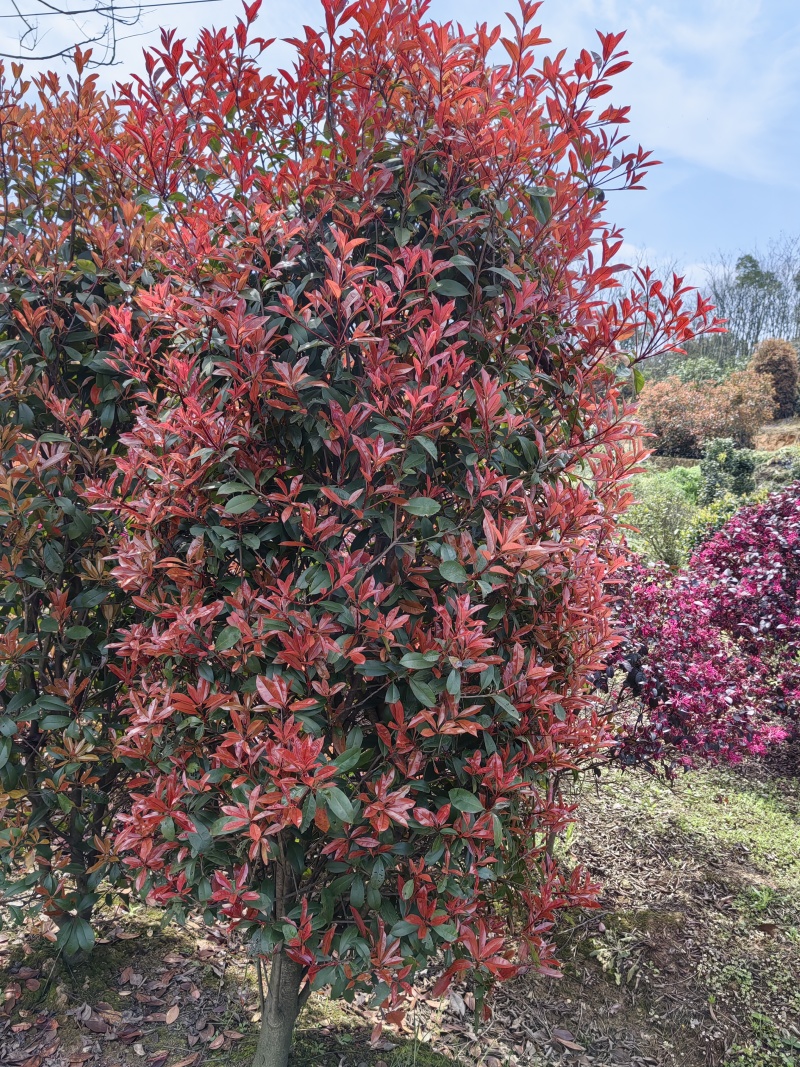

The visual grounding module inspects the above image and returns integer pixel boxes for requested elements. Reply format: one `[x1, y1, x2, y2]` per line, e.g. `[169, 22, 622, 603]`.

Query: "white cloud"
[532, 0, 800, 190]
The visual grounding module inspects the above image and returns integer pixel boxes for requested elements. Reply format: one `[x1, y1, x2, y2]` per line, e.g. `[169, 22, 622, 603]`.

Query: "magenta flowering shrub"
[693, 485, 800, 717]
[606, 484, 800, 773]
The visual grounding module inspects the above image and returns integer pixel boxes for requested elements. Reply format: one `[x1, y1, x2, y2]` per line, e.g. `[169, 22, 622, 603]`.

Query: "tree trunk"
[251, 951, 306, 1067]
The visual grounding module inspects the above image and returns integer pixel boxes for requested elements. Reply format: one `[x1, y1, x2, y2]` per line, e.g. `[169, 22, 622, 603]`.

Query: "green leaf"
[43, 543, 63, 575]
[59, 916, 95, 959]
[215, 626, 242, 651]
[217, 481, 256, 495]
[6, 690, 35, 716]
[413, 435, 437, 459]
[338, 926, 362, 955]
[448, 788, 484, 814]
[486, 265, 522, 289]
[350, 878, 365, 909]
[357, 660, 393, 677]
[390, 920, 419, 937]
[37, 696, 69, 711]
[439, 560, 467, 583]
[65, 625, 92, 640]
[492, 693, 519, 721]
[39, 715, 72, 730]
[431, 279, 469, 298]
[400, 652, 438, 670]
[187, 821, 213, 856]
[409, 676, 437, 707]
[325, 786, 355, 824]
[403, 497, 440, 517]
[311, 965, 338, 991]
[528, 190, 553, 226]
[224, 494, 258, 514]
[333, 746, 363, 774]
[632, 366, 645, 395]
[71, 588, 109, 609]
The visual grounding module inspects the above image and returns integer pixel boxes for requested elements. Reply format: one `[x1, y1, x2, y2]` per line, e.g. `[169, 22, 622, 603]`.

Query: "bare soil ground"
[2, 741, 799, 1067]
[753, 417, 800, 452]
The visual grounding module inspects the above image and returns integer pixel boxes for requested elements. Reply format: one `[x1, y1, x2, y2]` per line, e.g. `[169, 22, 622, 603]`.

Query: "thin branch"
[0, 0, 225, 66]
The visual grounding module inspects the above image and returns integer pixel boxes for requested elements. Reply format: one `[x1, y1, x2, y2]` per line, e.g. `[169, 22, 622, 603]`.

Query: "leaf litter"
[1, 740, 798, 1066]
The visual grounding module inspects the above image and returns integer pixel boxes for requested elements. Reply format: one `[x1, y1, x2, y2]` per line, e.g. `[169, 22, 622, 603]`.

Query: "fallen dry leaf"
[165, 1005, 179, 1025]
[117, 1027, 144, 1044]
[136, 993, 165, 1006]
[552, 1027, 586, 1052]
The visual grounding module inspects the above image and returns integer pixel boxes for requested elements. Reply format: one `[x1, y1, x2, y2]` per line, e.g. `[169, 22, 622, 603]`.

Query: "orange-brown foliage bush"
[639, 370, 774, 456]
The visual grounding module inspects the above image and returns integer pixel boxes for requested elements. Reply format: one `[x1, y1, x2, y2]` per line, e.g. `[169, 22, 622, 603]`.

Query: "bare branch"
[0, 0, 225, 67]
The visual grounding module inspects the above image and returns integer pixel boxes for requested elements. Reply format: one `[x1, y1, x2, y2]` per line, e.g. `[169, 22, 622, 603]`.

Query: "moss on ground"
[560, 750, 800, 1067]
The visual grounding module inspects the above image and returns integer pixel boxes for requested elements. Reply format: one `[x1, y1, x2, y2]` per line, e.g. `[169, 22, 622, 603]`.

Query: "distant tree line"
[645, 234, 800, 381]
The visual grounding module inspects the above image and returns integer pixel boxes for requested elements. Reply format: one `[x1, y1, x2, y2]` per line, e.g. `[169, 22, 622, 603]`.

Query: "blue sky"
[3, 0, 799, 279]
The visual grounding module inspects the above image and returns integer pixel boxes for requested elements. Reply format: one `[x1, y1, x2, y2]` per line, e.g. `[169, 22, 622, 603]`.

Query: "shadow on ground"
[1, 742, 798, 1067]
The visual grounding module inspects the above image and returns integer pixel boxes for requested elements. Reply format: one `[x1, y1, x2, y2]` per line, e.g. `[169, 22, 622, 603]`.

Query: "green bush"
[699, 438, 757, 504]
[683, 492, 760, 553]
[665, 464, 702, 504]
[673, 355, 728, 385]
[626, 470, 699, 566]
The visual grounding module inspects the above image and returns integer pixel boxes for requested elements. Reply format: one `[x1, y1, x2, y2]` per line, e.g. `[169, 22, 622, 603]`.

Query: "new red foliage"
[0, 59, 167, 955]
[10, 0, 715, 1061]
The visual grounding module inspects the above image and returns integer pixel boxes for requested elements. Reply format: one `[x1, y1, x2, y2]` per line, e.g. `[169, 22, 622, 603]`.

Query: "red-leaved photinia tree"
[0, 56, 168, 954]
[607, 485, 800, 775]
[82, 1, 718, 1062]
